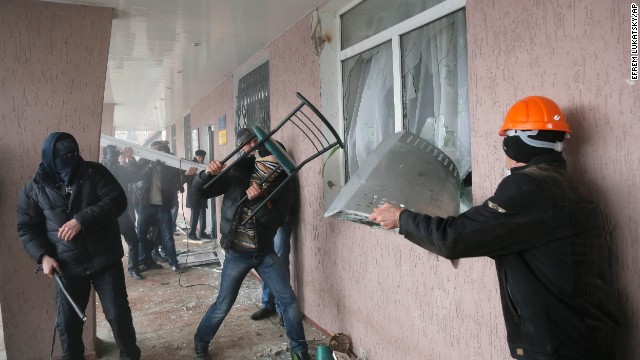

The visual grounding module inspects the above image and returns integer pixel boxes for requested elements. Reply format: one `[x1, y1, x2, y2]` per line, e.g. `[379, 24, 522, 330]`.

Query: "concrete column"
[0, 1, 113, 359]
[102, 103, 116, 137]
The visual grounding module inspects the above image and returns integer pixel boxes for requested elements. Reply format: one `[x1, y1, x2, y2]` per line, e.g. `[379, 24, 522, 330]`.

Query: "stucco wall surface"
[0, 1, 113, 358]
[188, 78, 235, 236]
[466, 0, 639, 358]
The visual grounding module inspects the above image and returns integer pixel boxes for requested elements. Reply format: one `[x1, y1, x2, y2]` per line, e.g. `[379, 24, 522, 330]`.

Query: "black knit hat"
[195, 149, 206, 157]
[502, 130, 566, 163]
[236, 128, 255, 146]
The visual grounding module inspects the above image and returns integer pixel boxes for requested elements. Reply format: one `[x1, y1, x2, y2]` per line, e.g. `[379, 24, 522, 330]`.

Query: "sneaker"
[199, 233, 213, 239]
[250, 306, 276, 320]
[138, 261, 163, 272]
[128, 270, 144, 280]
[170, 264, 182, 272]
[187, 234, 200, 240]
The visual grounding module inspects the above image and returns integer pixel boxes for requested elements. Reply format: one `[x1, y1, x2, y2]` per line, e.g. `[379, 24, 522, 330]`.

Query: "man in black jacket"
[369, 96, 618, 359]
[17, 132, 140, 359]
[102, 144, 145, 280]
[191, 128, 310, 360]
[135, 140, 183, 272]
[186, 149, 211, 240]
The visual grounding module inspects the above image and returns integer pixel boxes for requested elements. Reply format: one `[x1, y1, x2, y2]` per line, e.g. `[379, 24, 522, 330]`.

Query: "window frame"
[336, 0, 467, 176]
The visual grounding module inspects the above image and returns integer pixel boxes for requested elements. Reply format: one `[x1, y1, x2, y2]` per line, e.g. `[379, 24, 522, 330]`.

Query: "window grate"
[235, 61, 270, 143]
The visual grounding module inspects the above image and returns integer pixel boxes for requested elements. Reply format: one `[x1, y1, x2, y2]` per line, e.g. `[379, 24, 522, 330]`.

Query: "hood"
[40, 132, 85, 185]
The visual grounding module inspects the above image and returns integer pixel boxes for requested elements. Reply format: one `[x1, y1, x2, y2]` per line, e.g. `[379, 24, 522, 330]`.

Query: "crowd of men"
[17, 95, 619, 360]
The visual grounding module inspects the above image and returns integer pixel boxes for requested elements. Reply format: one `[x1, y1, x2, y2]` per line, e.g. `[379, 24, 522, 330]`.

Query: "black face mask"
[55, 153, 79, 186]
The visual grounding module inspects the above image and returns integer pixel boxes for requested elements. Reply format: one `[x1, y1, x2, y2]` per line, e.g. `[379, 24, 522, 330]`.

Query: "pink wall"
[188, 79, 234, 236]
[467, 0, 639, 357]
[0, 1, 113, 358]
[181, 1, 638, 358]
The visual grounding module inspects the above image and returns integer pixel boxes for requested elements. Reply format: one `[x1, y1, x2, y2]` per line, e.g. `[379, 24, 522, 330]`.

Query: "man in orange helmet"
[369, 96, 618, 359]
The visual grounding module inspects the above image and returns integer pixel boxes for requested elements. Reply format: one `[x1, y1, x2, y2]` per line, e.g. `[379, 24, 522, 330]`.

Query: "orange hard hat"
[499, 96, 571, 136]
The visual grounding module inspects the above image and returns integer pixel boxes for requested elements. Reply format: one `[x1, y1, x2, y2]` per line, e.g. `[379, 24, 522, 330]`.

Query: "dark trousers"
[137, 204, 179, 266]
[188, 204, 207, 236]
[118, 213, 140, 273]
[55, 263, 140, 360]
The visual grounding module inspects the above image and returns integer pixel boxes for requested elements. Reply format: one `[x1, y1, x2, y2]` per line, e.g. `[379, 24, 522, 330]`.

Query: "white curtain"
[402, 9, 470, 179]
[342, 8, 470, 185]
[343, 42, 394, 178]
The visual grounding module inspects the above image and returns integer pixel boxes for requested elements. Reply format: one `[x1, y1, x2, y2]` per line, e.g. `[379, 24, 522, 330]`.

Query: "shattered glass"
[342, 41, 394, 180]
[401, 9, 471, 209]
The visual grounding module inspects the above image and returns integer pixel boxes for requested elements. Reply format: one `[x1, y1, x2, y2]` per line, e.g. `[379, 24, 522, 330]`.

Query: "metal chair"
[203, 92, 344, 224]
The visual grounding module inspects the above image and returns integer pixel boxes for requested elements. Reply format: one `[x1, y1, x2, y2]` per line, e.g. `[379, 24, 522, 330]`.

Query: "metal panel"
[325, 131, 460, 226]
[100, 134, 207, 172]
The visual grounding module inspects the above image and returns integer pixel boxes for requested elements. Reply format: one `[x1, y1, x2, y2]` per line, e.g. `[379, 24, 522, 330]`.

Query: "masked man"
[17, 132, 140, 359]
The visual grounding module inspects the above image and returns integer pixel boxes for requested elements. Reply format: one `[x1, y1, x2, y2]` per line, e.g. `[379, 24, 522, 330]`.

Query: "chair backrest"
[203, 92, 344, 225]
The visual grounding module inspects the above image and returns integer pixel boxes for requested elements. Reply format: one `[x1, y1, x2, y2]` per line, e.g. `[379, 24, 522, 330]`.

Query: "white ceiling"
[47, 0, 326, 131]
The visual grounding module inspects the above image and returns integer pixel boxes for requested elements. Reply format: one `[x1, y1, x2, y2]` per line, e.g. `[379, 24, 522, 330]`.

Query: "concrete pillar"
[102, 103, 116, 137]
[0, 1, 113, 358]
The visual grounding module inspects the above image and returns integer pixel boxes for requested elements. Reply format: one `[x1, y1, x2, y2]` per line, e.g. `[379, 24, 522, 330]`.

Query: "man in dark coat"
[134, 141, 183, 272]
[369, 96, 618, 359]
[17, 132, 140, 360]
[191, 128, 310, 360]
[185, 149, 211, 240]
[102, 144, 145, 280]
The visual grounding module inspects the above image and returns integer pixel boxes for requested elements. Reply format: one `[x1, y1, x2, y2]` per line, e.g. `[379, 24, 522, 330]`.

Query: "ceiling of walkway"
[47, 0, 325, 131]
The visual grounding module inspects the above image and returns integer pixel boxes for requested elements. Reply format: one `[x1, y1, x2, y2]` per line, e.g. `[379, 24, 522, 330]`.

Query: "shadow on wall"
[563, 106, 627, 358]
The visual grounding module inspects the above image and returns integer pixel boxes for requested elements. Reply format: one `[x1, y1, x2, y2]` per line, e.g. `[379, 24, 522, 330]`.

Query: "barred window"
[235, 60, 270, 143]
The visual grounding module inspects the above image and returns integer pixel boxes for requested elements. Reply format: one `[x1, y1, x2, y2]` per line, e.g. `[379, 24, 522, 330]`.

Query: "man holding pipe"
[17, 132, 140, 359]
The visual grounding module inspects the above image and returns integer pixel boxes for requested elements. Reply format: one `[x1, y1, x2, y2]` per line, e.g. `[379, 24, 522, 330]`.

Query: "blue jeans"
[261, 220, 292, 314]
[195, 249, 307, 353]
[137, 204, 179, 266]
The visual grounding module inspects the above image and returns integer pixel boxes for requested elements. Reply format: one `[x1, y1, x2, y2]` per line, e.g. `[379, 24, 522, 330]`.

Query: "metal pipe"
[53, 274, 87, 322]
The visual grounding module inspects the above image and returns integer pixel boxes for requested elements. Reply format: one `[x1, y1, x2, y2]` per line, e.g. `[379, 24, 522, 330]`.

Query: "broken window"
[342, 41, 394, 179]
[332, 0, 472, 221]
[401, 8, 471, 208]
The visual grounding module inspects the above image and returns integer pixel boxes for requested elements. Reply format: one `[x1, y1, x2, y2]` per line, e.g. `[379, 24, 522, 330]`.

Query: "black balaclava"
[41, 132, 83, 186]
[102, 145, 121, 168]
[502, 130, 566, 163]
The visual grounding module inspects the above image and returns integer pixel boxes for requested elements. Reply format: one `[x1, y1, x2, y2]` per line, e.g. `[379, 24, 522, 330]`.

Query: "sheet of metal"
[100, 134, 207, 171]
[325, 131, 461, 226]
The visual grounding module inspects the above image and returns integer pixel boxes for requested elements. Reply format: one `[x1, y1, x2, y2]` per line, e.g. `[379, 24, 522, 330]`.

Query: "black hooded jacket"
[398, 152, 618, 359]
[17, 132, 127, 276]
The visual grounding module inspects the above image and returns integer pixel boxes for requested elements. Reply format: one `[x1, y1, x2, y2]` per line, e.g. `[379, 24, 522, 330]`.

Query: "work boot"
[194, 337, 210, 360]
[250, 306, 276, 320]
[293, 350, 311, 360]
